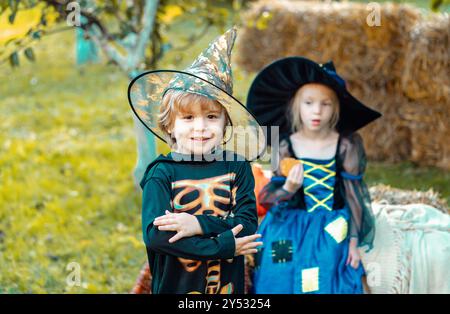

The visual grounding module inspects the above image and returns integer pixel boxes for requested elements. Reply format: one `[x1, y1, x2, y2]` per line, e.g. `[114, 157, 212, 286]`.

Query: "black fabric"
[246, 57, 382, 146]
[141, 150, 258, 294]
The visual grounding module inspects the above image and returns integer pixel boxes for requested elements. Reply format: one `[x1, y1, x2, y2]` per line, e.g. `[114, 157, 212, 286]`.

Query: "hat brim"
[246, 57, 382, 145]
[128, 70, 267, 161]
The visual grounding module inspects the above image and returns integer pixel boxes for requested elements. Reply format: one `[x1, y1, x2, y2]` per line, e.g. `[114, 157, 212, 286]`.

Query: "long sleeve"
[258, 138, 296, 209]
[340, 133, 375, 251]
[142, 175, 236, 261]
[195, 161, 258, 238]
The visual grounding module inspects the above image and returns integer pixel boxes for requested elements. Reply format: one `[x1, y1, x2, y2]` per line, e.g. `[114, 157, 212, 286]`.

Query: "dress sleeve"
[258, 138, 296, 209]
[141, 169, 236, 261]
[340, 133, 375, 251]
[195, 161, 258, 238]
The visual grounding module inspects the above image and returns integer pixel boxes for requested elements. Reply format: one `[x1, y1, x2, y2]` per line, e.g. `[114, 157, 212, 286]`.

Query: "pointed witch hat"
[128, 28, 266, 161]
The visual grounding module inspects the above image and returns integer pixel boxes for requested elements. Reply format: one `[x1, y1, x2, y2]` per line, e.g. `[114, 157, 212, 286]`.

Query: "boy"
[128, 28, 265, 294]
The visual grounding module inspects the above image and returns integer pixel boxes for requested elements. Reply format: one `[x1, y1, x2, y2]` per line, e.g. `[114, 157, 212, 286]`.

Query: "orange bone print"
[205, 259, 235, 294]
[180, 259, 234, 294]
[205, 260, 221, 294]
[178, 257, 202, 272]
[171, 173, 236, 217]
[170, 173, 239, 294]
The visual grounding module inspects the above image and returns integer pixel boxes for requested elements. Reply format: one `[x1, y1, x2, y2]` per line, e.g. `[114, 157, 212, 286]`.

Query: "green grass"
[0, 31, 143, 293]
[366, 162, 450, 201]
[0, 3, 448, 293]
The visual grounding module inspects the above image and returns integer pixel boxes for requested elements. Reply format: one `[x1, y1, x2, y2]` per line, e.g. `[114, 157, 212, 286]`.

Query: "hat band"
[322, 67, 346, 88]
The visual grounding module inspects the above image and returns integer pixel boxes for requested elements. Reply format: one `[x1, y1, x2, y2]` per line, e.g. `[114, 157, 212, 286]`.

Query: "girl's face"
[170, 102, 226, 155]
[294, 83, 339, 132]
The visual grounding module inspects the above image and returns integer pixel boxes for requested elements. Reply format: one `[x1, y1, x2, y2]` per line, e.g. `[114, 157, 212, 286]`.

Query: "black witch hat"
[246, 56, 382, 146]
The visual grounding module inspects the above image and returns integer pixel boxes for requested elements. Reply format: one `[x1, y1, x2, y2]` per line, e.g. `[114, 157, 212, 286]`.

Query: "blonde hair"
[158, 89, 231, 145]
[287, 84, 340, 133]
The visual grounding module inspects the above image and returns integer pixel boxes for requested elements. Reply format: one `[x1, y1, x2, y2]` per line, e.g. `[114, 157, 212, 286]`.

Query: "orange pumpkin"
[251, 164, 270, 217]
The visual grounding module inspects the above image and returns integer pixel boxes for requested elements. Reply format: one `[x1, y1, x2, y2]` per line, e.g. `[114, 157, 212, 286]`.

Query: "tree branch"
[85, 25, 128, 72]
[128, 0, 160, 73]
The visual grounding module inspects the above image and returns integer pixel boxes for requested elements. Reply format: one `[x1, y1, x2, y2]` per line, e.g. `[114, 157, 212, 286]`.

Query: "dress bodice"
[282, 135, 345, 211]
[301, 157, 337, 212]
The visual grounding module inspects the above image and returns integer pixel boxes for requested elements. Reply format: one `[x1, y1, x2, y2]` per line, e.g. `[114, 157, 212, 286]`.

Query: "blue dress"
[253, 155, 365, 294]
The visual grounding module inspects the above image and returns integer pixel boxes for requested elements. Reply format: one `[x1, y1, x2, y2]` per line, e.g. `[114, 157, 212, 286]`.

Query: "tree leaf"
[8, 0, 19, 24]
[9, 52, 19, 67]
[32, 31, 42, 40]
[8, 10, 17, 24]
[24, 48, 35, 62]
[431, 0, 443, 11]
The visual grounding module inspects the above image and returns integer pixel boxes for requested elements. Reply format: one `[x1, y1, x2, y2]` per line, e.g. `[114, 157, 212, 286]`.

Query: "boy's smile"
[190, 136, 212, 142]
[170, 101, 226, 155]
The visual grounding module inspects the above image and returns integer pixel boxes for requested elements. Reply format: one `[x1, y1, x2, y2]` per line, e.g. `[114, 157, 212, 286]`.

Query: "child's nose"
[313, 103, 322, 114]
[193, 117, 206, 131]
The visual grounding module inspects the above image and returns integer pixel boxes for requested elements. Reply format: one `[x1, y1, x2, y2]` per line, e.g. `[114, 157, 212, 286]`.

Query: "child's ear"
[169, 132, 177, 144]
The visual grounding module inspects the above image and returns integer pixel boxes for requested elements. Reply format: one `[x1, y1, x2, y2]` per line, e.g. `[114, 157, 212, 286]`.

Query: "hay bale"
[237, 0, 420, 88]
[369, 184, 449, 213]
[237, 1, 449, 169]
[398, 97, 450, 169]
[357, 91, 450, 169]
[131, 262, 152, 294]
[402, 14, 450, 104]
[397, 14, 450, 169]
[349, 85, 413, 162]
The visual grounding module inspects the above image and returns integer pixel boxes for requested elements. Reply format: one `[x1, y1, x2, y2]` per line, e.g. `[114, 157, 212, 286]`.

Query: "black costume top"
[140, 150, 258, 294]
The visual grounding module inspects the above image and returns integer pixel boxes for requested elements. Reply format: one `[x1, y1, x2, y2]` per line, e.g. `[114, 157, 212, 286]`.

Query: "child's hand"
[346, 237, 361, 269]
[231, 224, 263, 257]
[154, 210, 203, 243]
[283, 163, 304, 193]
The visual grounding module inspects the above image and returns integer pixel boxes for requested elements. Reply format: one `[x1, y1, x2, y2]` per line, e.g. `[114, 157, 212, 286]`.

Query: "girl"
[246, 57, 382, 294]
[127, 28, 265, 294]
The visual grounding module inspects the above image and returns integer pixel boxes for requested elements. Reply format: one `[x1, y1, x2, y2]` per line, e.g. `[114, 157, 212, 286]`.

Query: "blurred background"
[0, 0, 448, 293]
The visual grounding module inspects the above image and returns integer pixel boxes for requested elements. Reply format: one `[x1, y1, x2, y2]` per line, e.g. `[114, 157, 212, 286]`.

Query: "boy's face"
[294, 83, 339, 132]
[170, 102, 226, 155]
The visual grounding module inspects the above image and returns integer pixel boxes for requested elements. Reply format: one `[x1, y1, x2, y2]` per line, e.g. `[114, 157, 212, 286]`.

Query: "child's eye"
[323, 102, 332, 106]
[182, 115, 193, 120]
[207, 114, 218, 119]
[305, 101, 312, 105]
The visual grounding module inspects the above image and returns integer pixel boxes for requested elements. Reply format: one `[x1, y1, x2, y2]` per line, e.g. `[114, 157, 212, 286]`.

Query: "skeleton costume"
[246, 57, 382, 294]
[128, 28, 266, 294]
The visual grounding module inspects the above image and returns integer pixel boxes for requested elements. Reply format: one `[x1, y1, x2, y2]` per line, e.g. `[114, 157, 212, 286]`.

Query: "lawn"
[0, 29, 145, 293]
[0, 4, 448, 293]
